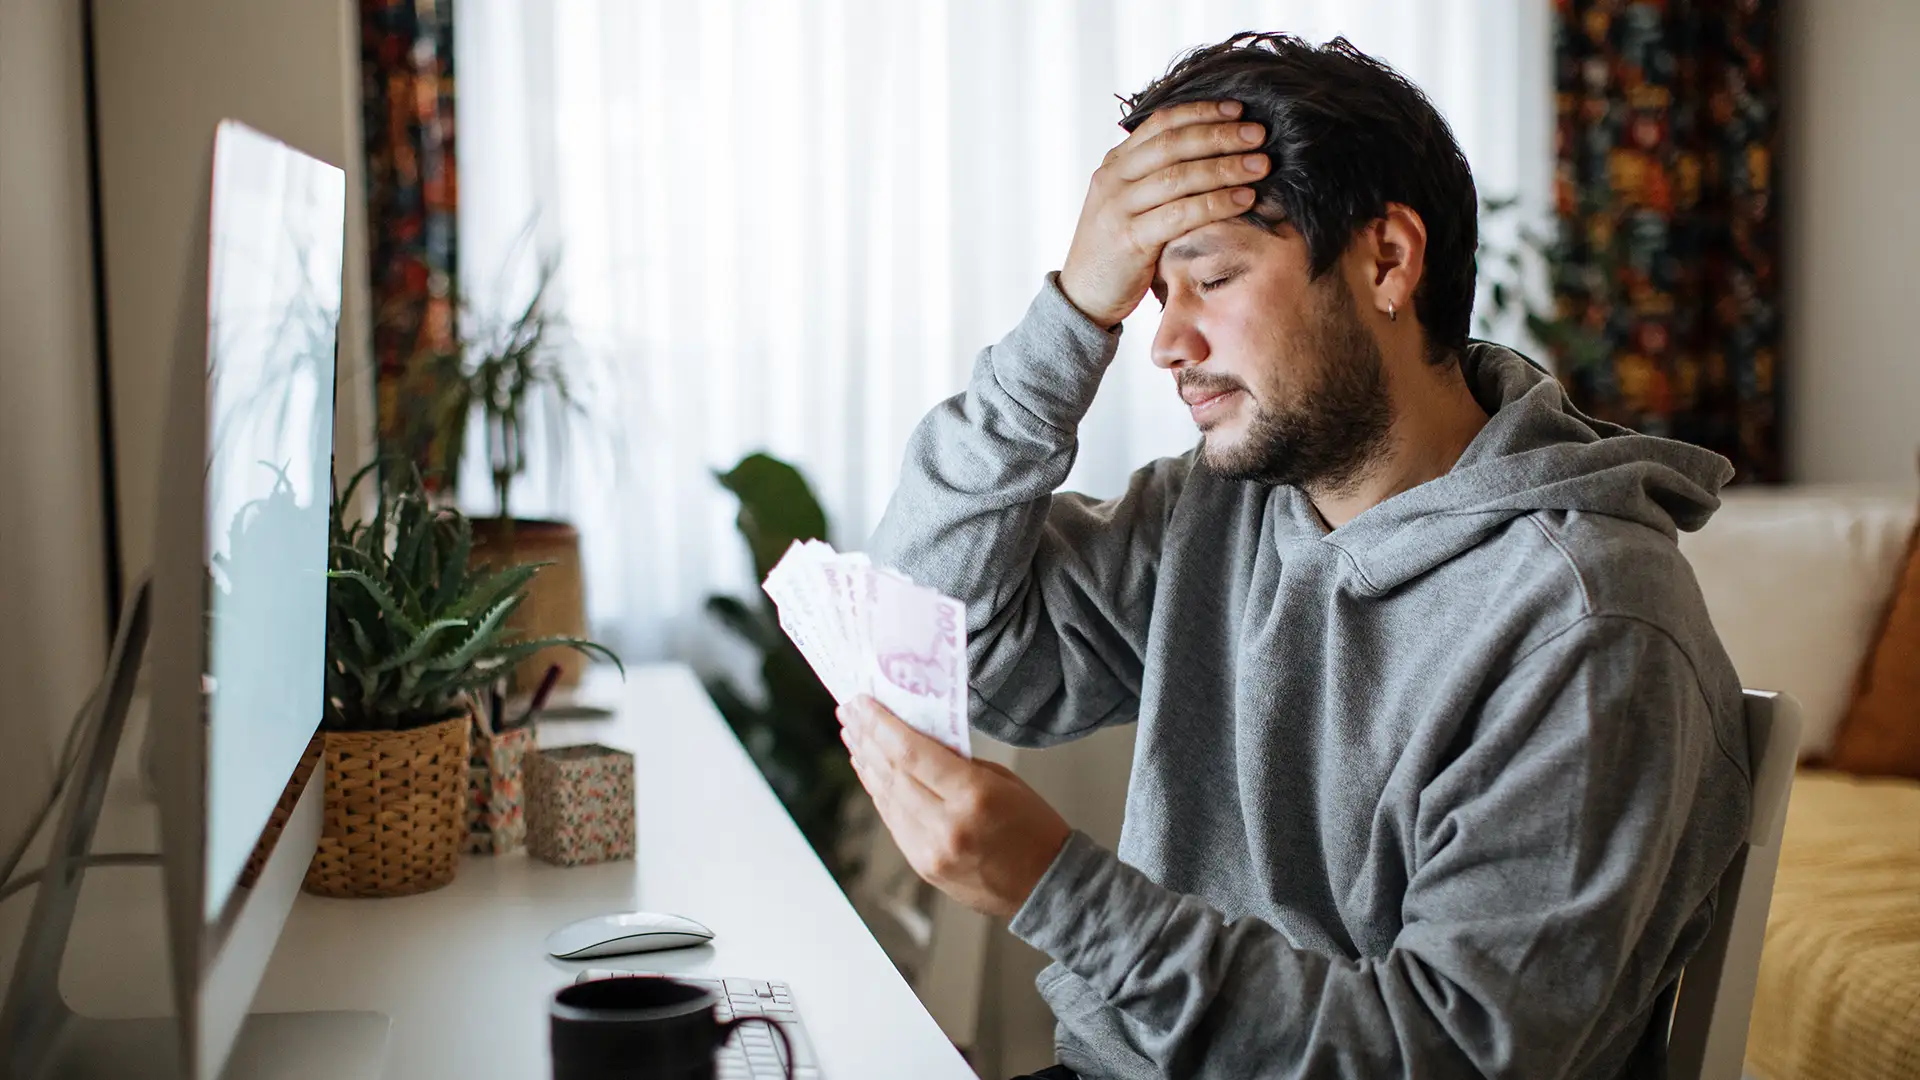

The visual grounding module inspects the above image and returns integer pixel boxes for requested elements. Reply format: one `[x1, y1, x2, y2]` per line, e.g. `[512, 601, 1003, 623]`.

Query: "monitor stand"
[37, 729, 390, 1080]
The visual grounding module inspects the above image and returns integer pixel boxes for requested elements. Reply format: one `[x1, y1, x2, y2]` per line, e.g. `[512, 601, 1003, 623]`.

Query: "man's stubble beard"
[1197, 278, 1393, 497]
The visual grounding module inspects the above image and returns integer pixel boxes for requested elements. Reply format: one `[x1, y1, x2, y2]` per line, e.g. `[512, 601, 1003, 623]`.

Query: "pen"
[512, 663, 564, 731]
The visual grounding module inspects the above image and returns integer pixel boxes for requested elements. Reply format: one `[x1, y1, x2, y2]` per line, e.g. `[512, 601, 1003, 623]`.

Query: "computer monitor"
[0, 119, 386, 1080]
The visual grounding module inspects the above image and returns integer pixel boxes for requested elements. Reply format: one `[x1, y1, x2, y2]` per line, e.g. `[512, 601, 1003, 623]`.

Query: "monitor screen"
[200, 121, 345, 920]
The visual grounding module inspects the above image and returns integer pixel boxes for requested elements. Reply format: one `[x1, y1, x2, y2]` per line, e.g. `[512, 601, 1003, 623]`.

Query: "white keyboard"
[577, 970, 820, 1079]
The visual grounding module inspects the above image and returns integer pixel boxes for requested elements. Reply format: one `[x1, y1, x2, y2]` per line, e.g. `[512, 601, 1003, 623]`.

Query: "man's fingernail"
[1233, 188, 1256, 206]
[1219, 101, 1242, 117]
[1243, 153, 1266, 171]
[1239, 124, 1262, 144]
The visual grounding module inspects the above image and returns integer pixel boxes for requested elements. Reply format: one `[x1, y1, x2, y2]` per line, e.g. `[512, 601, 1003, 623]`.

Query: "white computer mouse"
[545, 911, 716, 959]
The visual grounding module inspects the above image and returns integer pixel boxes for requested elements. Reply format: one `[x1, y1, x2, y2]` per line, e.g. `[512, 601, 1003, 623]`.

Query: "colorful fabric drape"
[1552, 0, 1780, 482]
[362, 0, 459, 483]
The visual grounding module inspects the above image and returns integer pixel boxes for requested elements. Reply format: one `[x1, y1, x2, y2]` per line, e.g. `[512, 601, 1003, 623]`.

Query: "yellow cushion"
[1745, 769, 1920, 1080]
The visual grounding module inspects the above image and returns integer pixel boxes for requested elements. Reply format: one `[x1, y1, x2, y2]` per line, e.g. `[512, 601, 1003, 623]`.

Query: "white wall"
[1781, 0, 1920, 484]
[89, 0, 374, 586]
[0, 0, 110, 879]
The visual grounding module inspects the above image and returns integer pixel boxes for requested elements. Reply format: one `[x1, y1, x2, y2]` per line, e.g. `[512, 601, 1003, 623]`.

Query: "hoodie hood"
[1323, 342, 1734, 597]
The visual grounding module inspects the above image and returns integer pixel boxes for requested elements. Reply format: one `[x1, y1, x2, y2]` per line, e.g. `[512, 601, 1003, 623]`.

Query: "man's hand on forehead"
[1058, 100, 1270, 329]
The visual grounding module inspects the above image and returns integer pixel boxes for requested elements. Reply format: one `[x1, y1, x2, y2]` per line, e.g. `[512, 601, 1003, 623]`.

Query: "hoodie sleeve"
[1011, 613, 1747, 1079]
[868, 274, 1188, 748]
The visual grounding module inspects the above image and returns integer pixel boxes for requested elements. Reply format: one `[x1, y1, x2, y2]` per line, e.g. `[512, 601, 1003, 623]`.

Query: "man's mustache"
[1176, 371, 1248, 401]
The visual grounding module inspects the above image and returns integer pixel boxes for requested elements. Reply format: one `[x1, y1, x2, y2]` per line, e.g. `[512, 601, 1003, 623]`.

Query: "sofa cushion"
[1677, 488, 1918, 759]
[1828, 502, 1920, 780]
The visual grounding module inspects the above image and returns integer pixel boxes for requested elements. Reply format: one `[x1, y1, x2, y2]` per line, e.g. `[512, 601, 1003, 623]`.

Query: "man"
[838, 33, 1750, 1080]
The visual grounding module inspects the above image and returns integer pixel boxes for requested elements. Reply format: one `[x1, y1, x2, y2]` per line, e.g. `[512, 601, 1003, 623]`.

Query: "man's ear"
[1354, 203, 1427, 323]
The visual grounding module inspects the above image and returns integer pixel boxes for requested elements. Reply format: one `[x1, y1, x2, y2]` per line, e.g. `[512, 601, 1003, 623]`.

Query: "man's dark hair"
[1122, 33, 1478, 360]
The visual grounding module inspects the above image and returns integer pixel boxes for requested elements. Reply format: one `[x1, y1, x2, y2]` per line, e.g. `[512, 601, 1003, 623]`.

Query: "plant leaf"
[370, 617, 470, 675]
[422, 596, 523, 674]
[327, 569, 423, 639]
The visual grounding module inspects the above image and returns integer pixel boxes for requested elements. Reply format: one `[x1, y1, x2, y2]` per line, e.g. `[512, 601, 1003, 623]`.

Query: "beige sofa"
[1675, 487, 1920, 1080]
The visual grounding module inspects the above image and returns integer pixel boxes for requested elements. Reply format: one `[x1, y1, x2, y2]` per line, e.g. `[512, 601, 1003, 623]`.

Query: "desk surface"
[244, 664, 977, 1080]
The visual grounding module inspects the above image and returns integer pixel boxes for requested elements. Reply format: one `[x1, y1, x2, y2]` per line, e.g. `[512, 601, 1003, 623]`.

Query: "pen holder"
[526, 743, 636, 867]
[466, 718, 532, 854]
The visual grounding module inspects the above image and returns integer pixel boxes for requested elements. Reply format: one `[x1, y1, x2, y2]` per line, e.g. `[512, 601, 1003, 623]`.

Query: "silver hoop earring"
[1387, 300, 1398, 323]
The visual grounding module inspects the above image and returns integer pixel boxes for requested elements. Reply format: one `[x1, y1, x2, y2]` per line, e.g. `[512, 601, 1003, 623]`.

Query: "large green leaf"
[714, 453, 829, 584]
[705, 594, 779, 652]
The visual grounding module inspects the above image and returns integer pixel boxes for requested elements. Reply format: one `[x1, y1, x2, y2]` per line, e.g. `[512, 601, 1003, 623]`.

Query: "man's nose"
[1150, 298, 1209, 371]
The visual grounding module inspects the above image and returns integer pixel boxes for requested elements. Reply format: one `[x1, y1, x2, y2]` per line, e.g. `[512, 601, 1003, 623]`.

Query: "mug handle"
[718, 1015, 796, 1080]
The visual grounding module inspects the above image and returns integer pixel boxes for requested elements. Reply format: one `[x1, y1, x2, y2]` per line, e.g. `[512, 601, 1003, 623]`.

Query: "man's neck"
[1308, 358, 1489, 530]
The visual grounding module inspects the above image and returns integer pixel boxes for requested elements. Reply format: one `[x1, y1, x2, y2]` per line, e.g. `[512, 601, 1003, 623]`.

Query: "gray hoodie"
[869, 276, 1752, 1079]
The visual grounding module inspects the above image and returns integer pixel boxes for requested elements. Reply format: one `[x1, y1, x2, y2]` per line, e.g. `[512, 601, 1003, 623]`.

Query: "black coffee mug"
[551, 976, 795, 1080]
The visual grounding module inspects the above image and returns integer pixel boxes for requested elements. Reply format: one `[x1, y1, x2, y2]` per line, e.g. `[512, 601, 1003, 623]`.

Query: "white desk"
[242, 664, 978, 1079]
[11, 664, 974, 1079]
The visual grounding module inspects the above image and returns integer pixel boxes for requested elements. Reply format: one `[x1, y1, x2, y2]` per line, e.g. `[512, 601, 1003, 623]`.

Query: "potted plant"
[307, 462, 619, 898]
[1476, 194, 1612, 375]
[423, 253, 612, 693]
[702, 453, 862, 881]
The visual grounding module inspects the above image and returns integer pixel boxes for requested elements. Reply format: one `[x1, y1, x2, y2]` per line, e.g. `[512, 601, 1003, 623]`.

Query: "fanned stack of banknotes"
[761, 540, 972, 759]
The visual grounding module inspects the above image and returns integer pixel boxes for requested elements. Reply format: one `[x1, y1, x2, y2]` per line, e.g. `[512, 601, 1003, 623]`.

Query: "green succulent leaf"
[423, 597, 523, 674]
[448, 563, 545, 622]
[370, 617, 470, 675]
[326, 569, 423, 639]
[501, 636, 625, 676]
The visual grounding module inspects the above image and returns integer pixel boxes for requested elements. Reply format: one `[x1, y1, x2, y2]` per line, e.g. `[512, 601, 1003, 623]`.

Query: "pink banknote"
[762, 541, 971, 759]
[859, 569, 969, 759]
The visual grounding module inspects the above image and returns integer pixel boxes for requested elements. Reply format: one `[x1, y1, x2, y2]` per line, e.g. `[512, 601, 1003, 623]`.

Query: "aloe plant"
[324, 462, 621, 731]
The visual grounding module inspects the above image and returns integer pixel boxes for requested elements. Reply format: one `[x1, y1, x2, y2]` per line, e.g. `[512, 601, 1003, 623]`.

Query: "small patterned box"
[466, 721, 532, 854]
[526, 743, 636, 867]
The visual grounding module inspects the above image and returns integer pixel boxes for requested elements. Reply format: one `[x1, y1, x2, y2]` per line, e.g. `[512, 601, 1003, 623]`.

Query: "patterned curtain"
[361, 0, 460, 482]
[1552, 0, 1780, 481]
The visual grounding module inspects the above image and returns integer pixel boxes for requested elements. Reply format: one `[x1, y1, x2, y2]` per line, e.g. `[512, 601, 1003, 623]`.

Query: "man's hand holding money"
[837, 696, 1071, 920]
[761, 541, 1071, 918]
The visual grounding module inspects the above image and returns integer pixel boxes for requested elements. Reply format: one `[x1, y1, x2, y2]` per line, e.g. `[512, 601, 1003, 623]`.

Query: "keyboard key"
[775, 1019, 817, 1069]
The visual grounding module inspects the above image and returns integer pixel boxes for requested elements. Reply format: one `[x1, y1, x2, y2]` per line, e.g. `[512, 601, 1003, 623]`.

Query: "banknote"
[762, 541, 971, 758]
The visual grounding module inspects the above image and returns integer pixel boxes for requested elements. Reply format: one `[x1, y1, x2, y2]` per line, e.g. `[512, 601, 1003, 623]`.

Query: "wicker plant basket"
[304, 712, 471, 898]
[469, 518, 588, 691]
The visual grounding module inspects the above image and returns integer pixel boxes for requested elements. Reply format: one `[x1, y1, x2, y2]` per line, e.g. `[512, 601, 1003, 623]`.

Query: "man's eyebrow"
[1163, 233, 1241, 263]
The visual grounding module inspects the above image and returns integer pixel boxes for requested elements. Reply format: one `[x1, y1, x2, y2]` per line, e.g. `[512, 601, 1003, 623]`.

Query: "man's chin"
[1198, 427, 1251, 471]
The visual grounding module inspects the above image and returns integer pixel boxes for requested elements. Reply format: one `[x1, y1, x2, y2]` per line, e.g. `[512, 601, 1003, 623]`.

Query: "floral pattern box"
[526, 743, 636, 867]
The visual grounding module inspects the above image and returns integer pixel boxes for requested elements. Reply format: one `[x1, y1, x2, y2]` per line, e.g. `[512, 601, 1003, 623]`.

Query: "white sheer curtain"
[455, 0, 1551, 666]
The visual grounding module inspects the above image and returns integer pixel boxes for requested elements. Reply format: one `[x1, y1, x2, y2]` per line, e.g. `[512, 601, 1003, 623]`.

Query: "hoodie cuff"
[986, 273, 1124, 433]
[1009, 830, 1180, 997]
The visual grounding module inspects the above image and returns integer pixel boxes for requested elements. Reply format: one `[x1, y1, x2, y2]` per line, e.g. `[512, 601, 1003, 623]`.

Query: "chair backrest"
[1667, 689, 1803, 1080]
